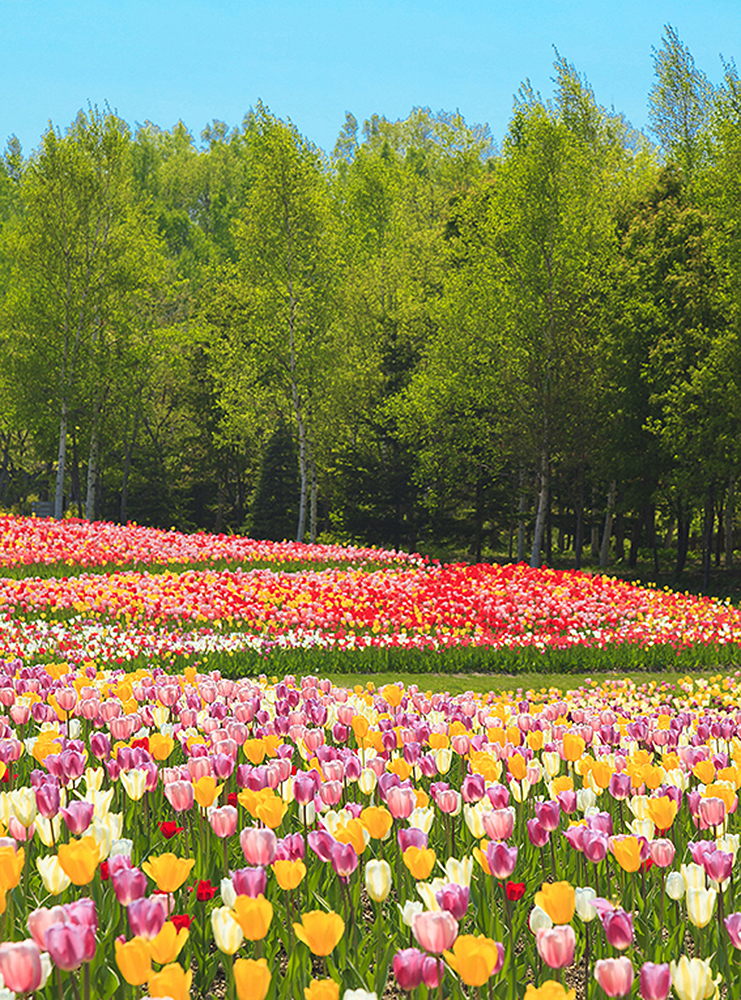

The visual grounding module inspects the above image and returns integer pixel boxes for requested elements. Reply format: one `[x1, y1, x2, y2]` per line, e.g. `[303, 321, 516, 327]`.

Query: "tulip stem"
[57, 967, 64, 1000]
[83, 961, 90, 1000]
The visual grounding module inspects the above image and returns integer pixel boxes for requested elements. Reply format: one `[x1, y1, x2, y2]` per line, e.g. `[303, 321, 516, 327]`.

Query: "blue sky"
[1, 0, 739, 156]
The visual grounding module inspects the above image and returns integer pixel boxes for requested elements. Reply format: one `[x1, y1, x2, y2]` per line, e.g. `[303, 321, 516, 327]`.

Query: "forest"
[0, 27, 739, 587]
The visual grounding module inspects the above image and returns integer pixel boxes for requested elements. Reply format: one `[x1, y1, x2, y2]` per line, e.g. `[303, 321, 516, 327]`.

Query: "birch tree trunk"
[726, 474, 735, 568]
[54, 401, 68, 520]
[599, 480, 617, 567]
[530, 453, 549, 568]
[85, 416, 100, 521]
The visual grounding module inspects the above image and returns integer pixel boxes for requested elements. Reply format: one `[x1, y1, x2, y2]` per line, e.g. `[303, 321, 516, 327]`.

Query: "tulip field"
[1, 517, 741, 998]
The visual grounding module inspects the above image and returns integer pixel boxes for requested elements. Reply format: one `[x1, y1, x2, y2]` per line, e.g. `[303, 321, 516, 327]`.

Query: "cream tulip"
[670, 956, 721, 1000]
[365, 860, 392, 902]
[211, 906, 244, 955]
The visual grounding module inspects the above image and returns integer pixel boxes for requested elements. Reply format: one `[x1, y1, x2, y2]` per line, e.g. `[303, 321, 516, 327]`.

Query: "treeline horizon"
[0, 26, 739, 588]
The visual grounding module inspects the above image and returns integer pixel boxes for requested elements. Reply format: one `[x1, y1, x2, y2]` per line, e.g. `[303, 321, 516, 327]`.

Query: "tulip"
[330, 841, 359, 879]
[27, 905, 66, 949]
[149, 921, 188, 965]
[112, 866, 148, 906]
[436, 883, 470, 920]
[37, 854, 71, 894]
[212, 906, 245, 954]
[639, 962, 672, 1000]
[574, 887, 598, 922]
[232, 866, 267, 898]
[412, 910, 458, 954]
[534, 881, 575, 925]
[528, 906, 553, 933]
[164, 780, 194, 812]
[128, 897, 167, 940]
[57, 836, 99, 885]
[304, 980, 341, 1000]
[524, 984, 576, 999]
[725, 911, 741, 948]
[45, 923, 92, 971]
[403, 846, 436, 880]
[240, 826, 277, 866]
[535, 800, 561, 832]
[274, 859, 307, 891]
[232, 894, 273, 941]
[482, 807, 515, 840]
[649, 838, 676, 868]
[686, 887, 717, 928]
[360, 806, 393, 841]
[365, 859, 392, 902]
[670, 956, 720, 1000]
[703, 849, 733, 884]
[141, 853, 195, 893]
[294, 910, 345, 955]
[609, 835, 642, 873]
[209, 805, 238, 838]
[120, 769, 148, 801]
[666, 871, 685, 900]
[594, 957, 634, 997]
[536, 925, 576, 969]
[599, 907, 634, 950]
[527, 817, 550, 847]
[0, 939, 43, 994]
[486, 841, 517, 879]
[147, 961, 192, 1000]
[393, 948, 426, 991]
[443, 934, 504, 987]
[115, 936, 152, 986]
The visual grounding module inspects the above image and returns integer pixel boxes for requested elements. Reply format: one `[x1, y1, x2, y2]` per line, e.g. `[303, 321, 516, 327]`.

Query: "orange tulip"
[232, 894, 273, 940]
[293, 910, 344, 956]
[402, 846, 436, 880]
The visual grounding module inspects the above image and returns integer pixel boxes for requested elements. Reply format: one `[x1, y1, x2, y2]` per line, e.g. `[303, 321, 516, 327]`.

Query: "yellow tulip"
[273, 859, 306, 891]
[403, 846, 436, 880]
[148, 961, 192, 1000]
[686, 887, 717, 929]
[524, 983, 576, 1000]
[234, 957, 271, 1000]
[670, 956, 721, 1000]
[115, 936, 152, 986]
[293, 910, 345, 956]
[232, 894, 273, 941]
[150, 921, 189, 965]
[57, 836, 99, 885]
[253, 791, 287, 829]
[120, 769, 148, 801]
[243, 738, 267, 765]
[562, 733, 586, 762]
[534, 881, 575, 925]
[142, 853, 195, 893]
[443, 934, 503, 987]
[0, 844, 24, 892]
[304, 979, 340, 1000]
[149, 733, 175, 760]
[193, 775, 223, 809]
[610, 835, 643, 874]
[647, 796, 678, 831]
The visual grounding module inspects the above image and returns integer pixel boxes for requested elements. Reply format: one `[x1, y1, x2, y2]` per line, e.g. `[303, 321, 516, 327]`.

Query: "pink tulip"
[0, 940, 43, 994]
[393, 948, 425, 990]
[412, 910, 458, 954]
[240, 826, 277, 866]
[111, 866, 148, 906]
[482, 808, 515, 841]
[386, 786, 417, 820]
[583, 830, 609, 864]
[60, 800, 94, 836]
[435, 884, 470, 920]
[486, 841, 518, 879]
[398, 828, 428, 852]
[209, 805, 238, 839]
[725, 912, 741, 948]
[536, 925, 576, 969]
[164, 780, 194, 812]
[45, 923, 93, 971]
[600, 907, 634, 950]
[649, 839, 676, 868]
[28, 906, 66, 950]
[35, 780, 60, 819]
[557, 790, 577, 813]
[329, 841, 358, 879]
[609, 774, 631, 800]
[422, 955, 444, 987]
[232, 866, 268, 897]
[535, 800, 561, 832]
[639, 961, 671, 1000]
[688, 840, 716, 864]
[594, 957, 634, 997]
[703, 849, 734, 884]
[64, 898, 98, 932]
[128, 898, 166, 940]
[527, 818, 550, 848]
[699, 796, 726, 829]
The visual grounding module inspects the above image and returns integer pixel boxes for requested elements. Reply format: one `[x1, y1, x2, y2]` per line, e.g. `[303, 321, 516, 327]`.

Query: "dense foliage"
[1, 29, 740, 586]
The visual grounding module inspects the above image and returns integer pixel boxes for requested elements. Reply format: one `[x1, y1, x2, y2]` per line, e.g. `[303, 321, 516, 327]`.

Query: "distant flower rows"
[0, 545, 740, 663]
[0, 665, 739, 998]
[0, 515, 421, 570]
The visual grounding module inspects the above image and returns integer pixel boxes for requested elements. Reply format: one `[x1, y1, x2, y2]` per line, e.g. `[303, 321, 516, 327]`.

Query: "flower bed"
[0, 666, 739, 998]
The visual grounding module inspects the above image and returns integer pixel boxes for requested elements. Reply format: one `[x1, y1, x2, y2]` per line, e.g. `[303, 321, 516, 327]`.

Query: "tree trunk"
[703, 481, 715, 593]
[599, 480, 616, 568]
[517, 471, 527, 562]
[590, 486, 600, 558]
[85, 416, 100, 522]
[530, 454, 549, 569]
[574, 463, 585, 570]
[726, 474, 735, 569]
[628, 508, 646, 569]
[614, 512, 625, 562]
[676, 498, 691, 574]
[54, 401, 68, 520]
[309, 446, 318, 544]
[120, 401, 140, 524]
